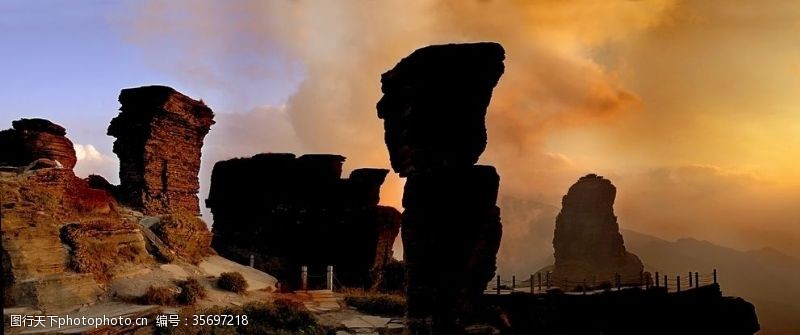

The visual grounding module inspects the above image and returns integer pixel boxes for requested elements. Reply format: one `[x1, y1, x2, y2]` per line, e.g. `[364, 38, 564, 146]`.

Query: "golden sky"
[128, 0, 800, 257]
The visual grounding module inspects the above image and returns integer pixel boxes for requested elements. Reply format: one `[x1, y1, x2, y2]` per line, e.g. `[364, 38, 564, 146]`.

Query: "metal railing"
[486, 269, 719, 295]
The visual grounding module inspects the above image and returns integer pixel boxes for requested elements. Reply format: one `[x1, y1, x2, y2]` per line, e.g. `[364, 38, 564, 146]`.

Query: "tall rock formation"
[0, 118, 77, 169]
[206, 153, 401, 289]
[551, 174, 644, 286]
[377, 42, 505, 334]
[107, 85, 215, 215]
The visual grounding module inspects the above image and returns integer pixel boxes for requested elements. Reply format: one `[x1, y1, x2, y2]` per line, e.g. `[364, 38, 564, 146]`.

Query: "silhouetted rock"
[551, 174, 644, 287]
[377, 42, 505, 334]
[206, 153, 401, 289]
[108, 85, 215, 215]
[0, 118, 76, 169]
[377, 42, 505, 177]
[484, 284, 759, 335]
[402, 166, 503, 333]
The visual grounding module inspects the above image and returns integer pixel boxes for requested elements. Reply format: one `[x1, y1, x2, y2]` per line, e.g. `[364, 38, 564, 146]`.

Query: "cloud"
[73, 143, 119, 183]
[125, 0, 676, 209]
[612, 165, 800, 257]
[123, 1, 800, 260]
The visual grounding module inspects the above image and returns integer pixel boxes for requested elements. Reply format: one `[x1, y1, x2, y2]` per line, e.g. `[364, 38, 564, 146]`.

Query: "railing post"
[655, 272, 659, 287]
[688, 272, 692, 287]
[326, 265, 334, 291]
[695, 272, 699, 288]
[538, 272, 542, 292]
[713, 269, 717, 284]
[677, 276, 681, 293]
[615, 273, 621, 291]
[530, 274, 535, 294]
[664, 275, 668, 292]
[546, 272, 551, 289]
[512, 275, 516, 291]
[249, 254, 254, 268]
[301, 265, 308, 291]
[496, 275, 501, 295]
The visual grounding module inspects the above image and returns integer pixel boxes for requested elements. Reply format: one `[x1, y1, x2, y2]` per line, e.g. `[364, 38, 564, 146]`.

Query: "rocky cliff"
[0, 133, 151, 311]
[2, 94, 216, 313]
[108, 85, 215, 215]
[206, 153, 401, 289]
[551, 174, 644, 287]
[377, 42, 505, 334]
[0, 118, 77, 169]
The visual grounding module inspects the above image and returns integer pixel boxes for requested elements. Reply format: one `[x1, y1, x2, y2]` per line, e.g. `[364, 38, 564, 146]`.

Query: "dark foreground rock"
[206, 153, 401, 289]
[484, 284, 759, 335]
[377, 42, 506, 334]
[551, 174, 644, 287]
[377, 42, 506, 177]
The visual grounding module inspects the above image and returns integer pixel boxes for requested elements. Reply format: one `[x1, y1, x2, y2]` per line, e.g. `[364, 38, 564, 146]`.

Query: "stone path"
[337, 314, 404, 334]
[295, 289, 342, 312]
[298, 292, 406, 334]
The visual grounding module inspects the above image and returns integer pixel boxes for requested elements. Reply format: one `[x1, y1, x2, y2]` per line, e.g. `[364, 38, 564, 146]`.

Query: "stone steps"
[295, 290, 342, 312]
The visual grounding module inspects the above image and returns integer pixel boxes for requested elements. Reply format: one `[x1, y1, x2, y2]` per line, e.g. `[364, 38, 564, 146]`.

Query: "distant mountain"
[623, 229, 800, 335]
[498, 196, 800, 335]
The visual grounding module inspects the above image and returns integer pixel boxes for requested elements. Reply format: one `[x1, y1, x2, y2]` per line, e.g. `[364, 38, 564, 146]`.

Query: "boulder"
[0, 118, 77, 169]
[150, 212, 214, 264]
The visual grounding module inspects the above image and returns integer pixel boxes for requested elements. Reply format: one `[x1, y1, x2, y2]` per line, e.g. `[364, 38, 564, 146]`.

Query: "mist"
[120, 0, 800, 262]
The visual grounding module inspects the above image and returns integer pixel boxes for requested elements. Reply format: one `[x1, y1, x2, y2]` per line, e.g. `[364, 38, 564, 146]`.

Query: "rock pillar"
[377, 42, 505, 333]
[107, 85, 214, 215]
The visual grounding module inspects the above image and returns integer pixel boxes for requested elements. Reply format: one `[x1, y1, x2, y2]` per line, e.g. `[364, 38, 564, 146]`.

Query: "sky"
[1, 0, 799, 259]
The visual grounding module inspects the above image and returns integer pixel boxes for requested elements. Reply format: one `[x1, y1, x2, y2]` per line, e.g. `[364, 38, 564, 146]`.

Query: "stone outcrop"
[150, 212, 214, 264]
[0, 118, 77, 169]
[206, 153, 401, 289]
[551, 174, 644, 287]
[61, 221, 152, 282]
[108, 85, 215, 215]
[0, 164, 152, 312]
[0, 116, 166, 312]
[377, 42, 505, 334]
[377, 43, 505, 177]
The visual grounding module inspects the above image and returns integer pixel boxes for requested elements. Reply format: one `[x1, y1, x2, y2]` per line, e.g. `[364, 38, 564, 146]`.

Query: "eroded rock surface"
[0, 118, 77, 169]
[206, 153, 401, 289]
[551, 174, 644, 286]
[0, 165, 152, 312]
[377, 42, 505, 334]
[108, 85, 215, 215]
[151, 212, 214, 264]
